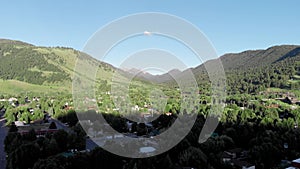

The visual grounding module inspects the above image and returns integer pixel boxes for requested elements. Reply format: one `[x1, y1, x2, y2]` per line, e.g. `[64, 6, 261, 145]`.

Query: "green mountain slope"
[158, 45, 300, 94]
[1, 39, 300, 96]
[189, 45, 300, 74]
[0, 39, 115, 92]
[219, 45, 300, 70]
[0, 79, 68, 95]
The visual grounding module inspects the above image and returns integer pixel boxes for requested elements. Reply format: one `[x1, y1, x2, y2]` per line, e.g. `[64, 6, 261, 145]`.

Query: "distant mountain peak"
[124, 68, 152, 75]
[1, 39, 300, 86]
[167, 69, 182, 75]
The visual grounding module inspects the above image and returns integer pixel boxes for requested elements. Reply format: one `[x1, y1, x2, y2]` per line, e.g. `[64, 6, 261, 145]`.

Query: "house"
[28, 108, 34, 114]
[24, 96, 31, 103]
[222, 148, 254, 168]
[291, 158, 300, 168]
[15, 121, 26, 127]
[221, 152, 232, 163]
[32, 97, 40, 102]
[8, 97, 18, 103]
[8, 97, 19, 107]
[277, 97, 300, 105]
[224, 148, 243, 159]
[231, 159, 255, 169]
[165, 112, 172, 116]
[18, 122, 58, 136]
[132, 105, 140, 111]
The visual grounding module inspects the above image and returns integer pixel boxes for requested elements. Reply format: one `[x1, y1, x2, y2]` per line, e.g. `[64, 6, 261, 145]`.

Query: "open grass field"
[0, 79, 70, 95]
[267, 87, 300, 99]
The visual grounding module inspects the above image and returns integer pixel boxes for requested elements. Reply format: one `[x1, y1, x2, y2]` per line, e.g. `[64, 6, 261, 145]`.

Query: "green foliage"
[6, 143, 40, 169]
[4, 127, 86, 169]
[33, 158, 65, 169]
[0, 40, 115, 95]
[2, 40, 300, 169]
[53, 130, 69, 152]
[0, 43, 69, 85]
[8, 122, 18, 132]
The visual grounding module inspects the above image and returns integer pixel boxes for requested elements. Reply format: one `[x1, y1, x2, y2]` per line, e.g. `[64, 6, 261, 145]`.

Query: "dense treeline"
[3, 93, 74, 125]
[191, 53, 300, 96]
[25, 113, 300, 169]
[5, 125, 86, 169]
[0, 43, 70, 84]
[182, 46, 300, 95]
[226, 58, 300, 94]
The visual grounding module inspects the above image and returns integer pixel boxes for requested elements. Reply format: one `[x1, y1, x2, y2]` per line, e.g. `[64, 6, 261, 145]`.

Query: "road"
[86, 138, 98, 150]
[0, 118, 7, 169]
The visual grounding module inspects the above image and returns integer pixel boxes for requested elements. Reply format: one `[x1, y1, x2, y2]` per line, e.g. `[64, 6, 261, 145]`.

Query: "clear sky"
[1, 0, 300, 69]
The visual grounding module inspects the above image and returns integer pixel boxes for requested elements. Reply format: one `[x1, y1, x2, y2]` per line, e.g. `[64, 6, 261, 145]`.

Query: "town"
[1, 84, 300, 169]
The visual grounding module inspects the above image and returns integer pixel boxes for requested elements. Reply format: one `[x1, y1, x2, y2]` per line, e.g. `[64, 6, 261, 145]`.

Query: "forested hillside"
[0, 39, 115, 87]
[1, 39, 300, 96]
[221, 45, 300, 94]
[162, 45, 300, 95]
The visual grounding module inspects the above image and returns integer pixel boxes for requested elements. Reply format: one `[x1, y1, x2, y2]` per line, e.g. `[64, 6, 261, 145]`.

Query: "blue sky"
[1, 0, 300, 69]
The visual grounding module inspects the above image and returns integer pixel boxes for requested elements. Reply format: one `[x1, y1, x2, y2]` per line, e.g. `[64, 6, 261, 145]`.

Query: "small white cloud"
[143, 31, 152, 36]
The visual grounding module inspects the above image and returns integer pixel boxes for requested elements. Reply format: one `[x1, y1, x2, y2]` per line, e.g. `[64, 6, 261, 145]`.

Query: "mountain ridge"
[0, 38, 116, 89]
[1, 39, 300, 90]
